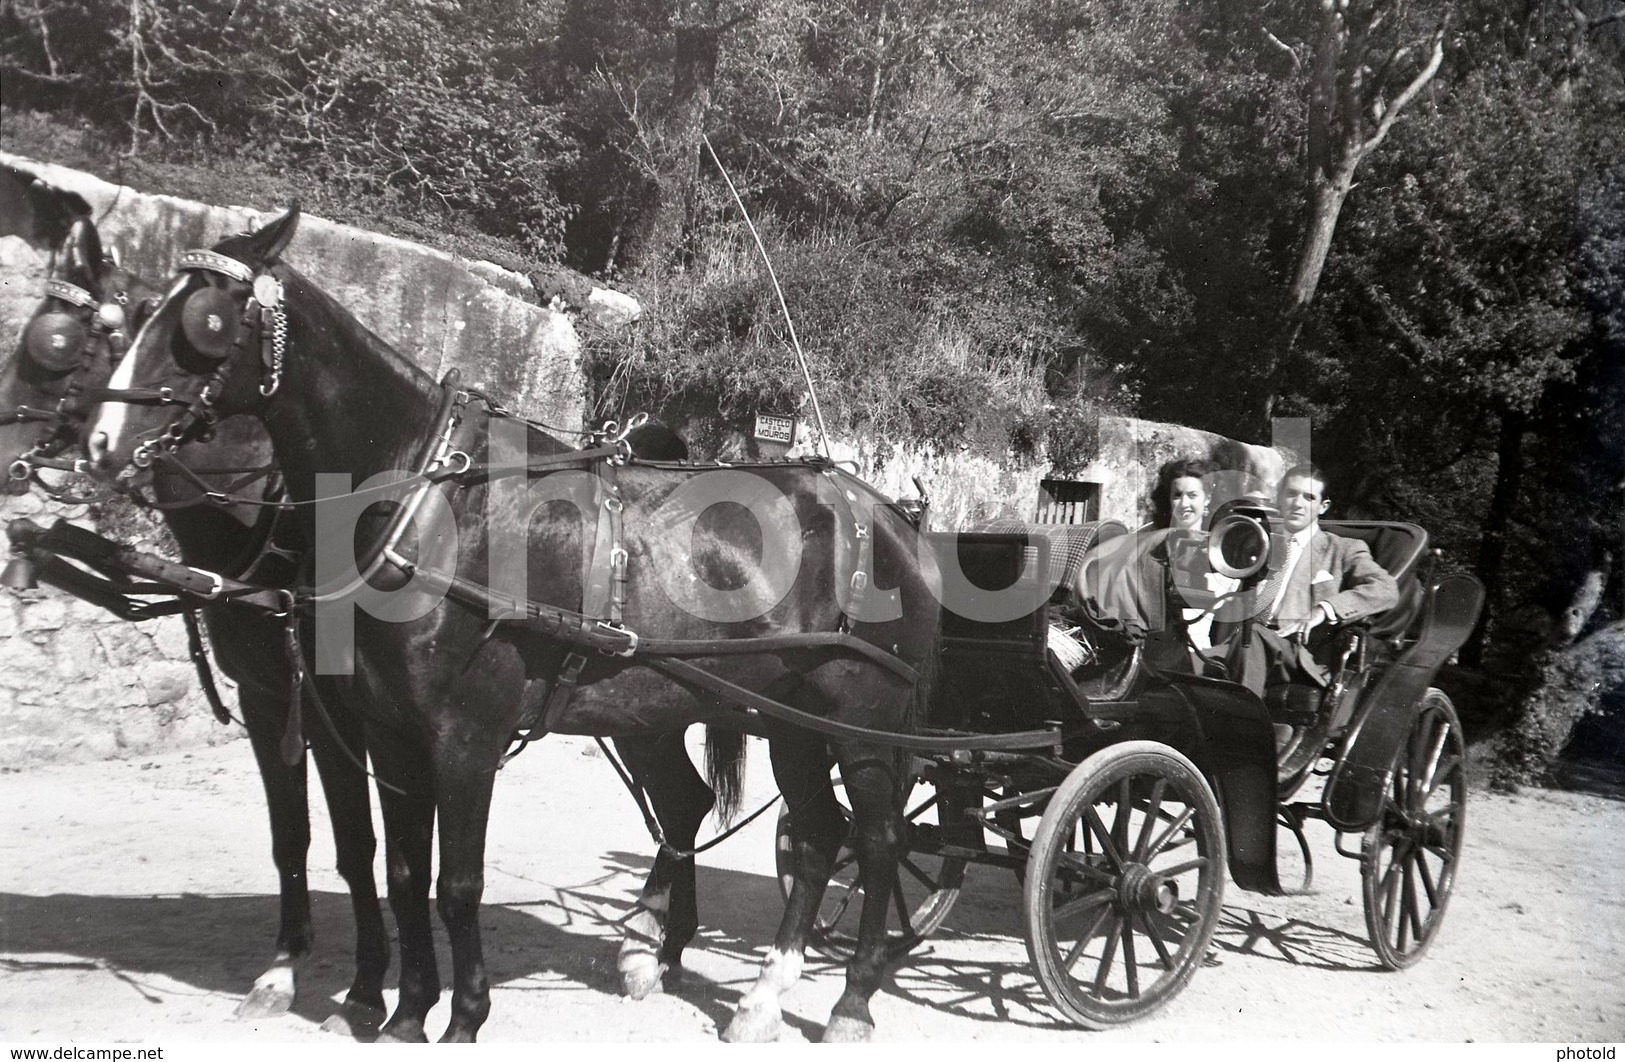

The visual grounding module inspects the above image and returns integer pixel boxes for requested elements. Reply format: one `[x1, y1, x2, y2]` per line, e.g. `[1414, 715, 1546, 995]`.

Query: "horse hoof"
[320, 1001, 386, 1038]
[374, 1027, 429, 1045]
[621, 961, 668, 1000]
[233, 965, 295, 1019]
[720, 1006, 782, 1043]
[820, 1016, 875, 1043]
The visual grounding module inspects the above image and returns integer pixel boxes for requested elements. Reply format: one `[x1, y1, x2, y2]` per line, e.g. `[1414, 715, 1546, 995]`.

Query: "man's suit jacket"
[1213, 528, 1399, 638]
[1305, 529, 1399, 625]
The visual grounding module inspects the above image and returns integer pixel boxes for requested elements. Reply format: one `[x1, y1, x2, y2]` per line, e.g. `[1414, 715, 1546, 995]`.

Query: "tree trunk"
[643, 18, 723, 269]
[1467, 407, 1527, 666]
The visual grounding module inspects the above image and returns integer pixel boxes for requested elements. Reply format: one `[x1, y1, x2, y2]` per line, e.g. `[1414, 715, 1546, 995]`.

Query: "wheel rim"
[1026, 746, 1225, 1026]
[776, 779, 965, 961]
[1363, 691, 1465, 968]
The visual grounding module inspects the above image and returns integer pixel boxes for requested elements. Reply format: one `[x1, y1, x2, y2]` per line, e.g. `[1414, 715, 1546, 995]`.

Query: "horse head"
[85, 206, 301, 483]
[4, 216, 153, 495]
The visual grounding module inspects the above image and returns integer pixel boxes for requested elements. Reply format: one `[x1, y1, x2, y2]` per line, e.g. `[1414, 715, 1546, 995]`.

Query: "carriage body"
[797, 516, 1483, 1027]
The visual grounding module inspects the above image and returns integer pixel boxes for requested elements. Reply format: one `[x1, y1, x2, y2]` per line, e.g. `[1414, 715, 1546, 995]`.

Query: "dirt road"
[1, 735, 1621, 1042]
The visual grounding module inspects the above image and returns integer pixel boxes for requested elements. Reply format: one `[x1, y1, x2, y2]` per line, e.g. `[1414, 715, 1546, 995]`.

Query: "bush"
[584, 218, 1058, 459]
[1491, 624, 1625, 788]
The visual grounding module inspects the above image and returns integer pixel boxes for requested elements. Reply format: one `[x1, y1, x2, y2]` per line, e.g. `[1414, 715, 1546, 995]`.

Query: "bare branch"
[1261, 26, 1303, 71]
[1358, 26, 1445, 159]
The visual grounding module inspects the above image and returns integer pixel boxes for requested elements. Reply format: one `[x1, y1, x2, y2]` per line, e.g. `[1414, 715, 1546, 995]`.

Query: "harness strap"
[593, 736, 783, 861]
[280, 609, 407, 796]
[183, 610, 232, 725]
[645, 656, 1061, 753]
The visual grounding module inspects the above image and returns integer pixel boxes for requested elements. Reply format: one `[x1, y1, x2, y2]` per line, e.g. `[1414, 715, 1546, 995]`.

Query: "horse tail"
[703, 725, 746, 825]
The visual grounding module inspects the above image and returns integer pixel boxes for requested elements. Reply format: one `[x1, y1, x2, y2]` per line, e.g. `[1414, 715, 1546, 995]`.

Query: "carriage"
[776, 514, 1484, 1027]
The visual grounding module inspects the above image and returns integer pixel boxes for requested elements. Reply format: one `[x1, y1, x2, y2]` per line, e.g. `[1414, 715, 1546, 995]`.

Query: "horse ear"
[61, 217, 104, 280]
[251, 203, 301, 263]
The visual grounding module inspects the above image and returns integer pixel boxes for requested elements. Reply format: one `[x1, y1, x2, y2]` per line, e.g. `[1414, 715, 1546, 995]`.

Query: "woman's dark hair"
[1150, 457, 1220, 528]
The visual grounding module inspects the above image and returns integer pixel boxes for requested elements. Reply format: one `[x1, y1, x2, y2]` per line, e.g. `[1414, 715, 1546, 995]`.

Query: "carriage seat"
[980, 519, 1129, 601]
[1318, 520, 1428, 641]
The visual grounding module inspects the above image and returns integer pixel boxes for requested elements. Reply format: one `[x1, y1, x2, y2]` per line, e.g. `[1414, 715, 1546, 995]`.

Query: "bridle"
[8, 270, 141, 489]
[90, 249, 288, 473]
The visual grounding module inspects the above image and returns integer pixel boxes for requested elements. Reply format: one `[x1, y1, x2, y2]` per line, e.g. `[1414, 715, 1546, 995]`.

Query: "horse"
[6, 214, 743, 1018]
[86, 206, 942, 1043]
[2, 216, 391, 1032]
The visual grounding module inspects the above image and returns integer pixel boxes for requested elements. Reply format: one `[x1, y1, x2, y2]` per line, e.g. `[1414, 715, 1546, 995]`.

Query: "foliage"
[5, 0, 1625, 776]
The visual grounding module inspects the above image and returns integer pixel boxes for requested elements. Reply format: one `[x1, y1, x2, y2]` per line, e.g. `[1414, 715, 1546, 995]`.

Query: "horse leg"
[234, 683, 311, 1020]
[613, 730, 715, 999]
[721, 731, 845, 1043]
[818, 746, 903, 1043]
[431, 727, 509, 1043]
[370, 738, 440, 1044]
[306, 687, 389, 1036]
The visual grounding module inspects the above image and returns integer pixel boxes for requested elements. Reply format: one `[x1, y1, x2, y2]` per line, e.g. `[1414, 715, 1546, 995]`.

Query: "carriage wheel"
[775, 773, 966, 961]
[1361, 688, 1465, 970]
[1023, 741, 1225, 1028]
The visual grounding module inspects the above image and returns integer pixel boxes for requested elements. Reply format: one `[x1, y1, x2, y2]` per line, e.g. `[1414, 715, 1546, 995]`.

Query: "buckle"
[596, 621, 638, 657]
[187, 566, 225, 600]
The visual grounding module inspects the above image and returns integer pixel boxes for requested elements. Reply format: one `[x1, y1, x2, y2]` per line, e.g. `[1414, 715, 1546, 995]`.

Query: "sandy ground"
[0, 734, 1621, 1044]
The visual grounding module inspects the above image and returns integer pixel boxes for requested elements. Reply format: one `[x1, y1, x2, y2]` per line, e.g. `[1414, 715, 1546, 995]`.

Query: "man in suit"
[1218, 464, 1399, 698]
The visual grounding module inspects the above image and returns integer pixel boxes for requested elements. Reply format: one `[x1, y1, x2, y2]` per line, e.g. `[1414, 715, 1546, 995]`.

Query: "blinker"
[181, 286, 242, 359]
[23, 312, 87, 372]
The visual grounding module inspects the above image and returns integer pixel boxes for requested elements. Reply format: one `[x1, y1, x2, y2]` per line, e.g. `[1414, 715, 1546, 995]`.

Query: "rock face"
[0, 154, 586, 768]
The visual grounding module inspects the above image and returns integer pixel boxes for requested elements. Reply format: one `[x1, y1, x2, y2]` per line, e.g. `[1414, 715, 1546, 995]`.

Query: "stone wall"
[0, 157, 586, 768]
[724, 415, 1287, 532]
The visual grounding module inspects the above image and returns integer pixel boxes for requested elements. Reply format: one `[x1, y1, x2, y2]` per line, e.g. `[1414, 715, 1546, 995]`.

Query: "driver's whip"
[701, 133, 831, 459]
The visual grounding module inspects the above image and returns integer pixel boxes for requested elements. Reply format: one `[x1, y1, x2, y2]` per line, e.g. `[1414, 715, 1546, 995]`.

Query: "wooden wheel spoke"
[1132, 779, 1168, 861]
[904, 793, 939, 823]
[1061, 903, 1115, 972]
[898, 853, 938, 891]
[1113, 779, 1133, 855]
[891, 871, 917, 938]
[1139, 910, 1175, 970]
[1422, 755, 1462, 799]
[1155, 856, 1209, 879]
[1397, 858, 1417, 951]
[1085, 807, 1126, 869]
[1379, 857, 1401, 933]
[1056, 849, 1117, 887]
[1122, 914, 1140, 997]
[821, 881, 857, 929]
[1144, 806, 1196, 861]
[1414, 849, 1439, 907]
[1053, 887, 1115, 925]
[1092, 916, 1124, 993]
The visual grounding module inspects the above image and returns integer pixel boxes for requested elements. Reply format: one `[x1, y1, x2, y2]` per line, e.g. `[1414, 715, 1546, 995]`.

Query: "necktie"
[1262, 537, 1302, 625]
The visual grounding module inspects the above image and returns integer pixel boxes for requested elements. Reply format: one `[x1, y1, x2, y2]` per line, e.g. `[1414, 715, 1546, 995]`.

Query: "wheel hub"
[1117, 863, 1178, 915]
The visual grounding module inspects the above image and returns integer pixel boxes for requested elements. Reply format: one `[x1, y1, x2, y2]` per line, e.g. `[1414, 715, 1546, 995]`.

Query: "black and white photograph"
[0, 0, 1621, 1045]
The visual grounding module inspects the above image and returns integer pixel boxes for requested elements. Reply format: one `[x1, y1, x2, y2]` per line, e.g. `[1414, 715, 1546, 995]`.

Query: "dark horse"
[5, 212, 741, 1019]
[87, 207, 941, 1042]
[1, 216, 391, 1031]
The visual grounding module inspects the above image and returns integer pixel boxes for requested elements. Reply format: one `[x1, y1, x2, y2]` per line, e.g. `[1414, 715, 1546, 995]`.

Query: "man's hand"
[1276, 606, 1330, 641]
